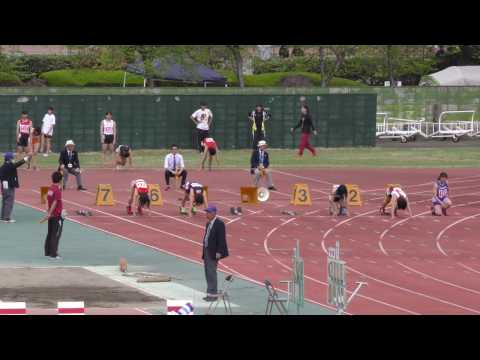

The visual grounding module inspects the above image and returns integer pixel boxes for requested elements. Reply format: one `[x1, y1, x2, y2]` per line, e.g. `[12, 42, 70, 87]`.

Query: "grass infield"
[30, 147, 480, 169]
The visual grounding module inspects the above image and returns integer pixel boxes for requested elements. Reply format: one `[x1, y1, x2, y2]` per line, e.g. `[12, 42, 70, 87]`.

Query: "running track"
[15, 167, 480, 315]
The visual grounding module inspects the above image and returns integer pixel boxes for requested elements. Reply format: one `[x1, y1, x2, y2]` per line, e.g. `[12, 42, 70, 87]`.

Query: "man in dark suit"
[202, 205, 229, 302]
[0, 152, 29, 223]
[58, 140, 87, 191]
[250, 140, 277, 191]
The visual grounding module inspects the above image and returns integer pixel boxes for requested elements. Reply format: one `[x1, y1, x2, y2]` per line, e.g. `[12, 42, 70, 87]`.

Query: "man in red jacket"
[40, 171, 64, 259]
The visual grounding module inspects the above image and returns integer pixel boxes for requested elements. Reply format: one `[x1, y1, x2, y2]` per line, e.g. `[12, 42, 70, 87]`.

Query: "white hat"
[258, 140, 267, 147]
[65, 140, 75, 146]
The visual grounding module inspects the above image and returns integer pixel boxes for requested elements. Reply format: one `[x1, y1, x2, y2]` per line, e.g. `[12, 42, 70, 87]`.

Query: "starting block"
[148, 184, 163, 206]
[0, 302, 26, 315]
[95, 184, 115, 206]
[230, 207, 243, 215]
[40, 186, 49, 205]
[291, 183, 312, 206]
[240, 187, 258, 204]
[57, 301, 85, 315]
[346, 184, 362, 206]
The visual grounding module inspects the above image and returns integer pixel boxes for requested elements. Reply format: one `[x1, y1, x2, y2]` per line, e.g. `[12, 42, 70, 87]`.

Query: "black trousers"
[44, 217, 63, 257]
[204, 251, 218, 295]
[165, 169, 187, 187]
[197, 129, 209, 153]
[252, 130, 265, 149]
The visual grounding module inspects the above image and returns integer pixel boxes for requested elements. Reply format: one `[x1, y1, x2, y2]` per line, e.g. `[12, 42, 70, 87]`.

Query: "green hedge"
[39, 69, 144, 87]
[221, 71, 366, 87]
[0, 72, 22, 86]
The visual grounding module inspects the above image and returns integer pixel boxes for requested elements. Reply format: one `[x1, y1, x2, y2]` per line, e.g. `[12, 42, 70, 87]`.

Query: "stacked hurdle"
[0, 301, 85, 315]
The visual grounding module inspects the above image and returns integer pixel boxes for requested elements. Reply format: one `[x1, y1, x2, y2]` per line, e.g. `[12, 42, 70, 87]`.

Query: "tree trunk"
[319, 47, 327, 87]
[386, 45, 395, 87]
[229, 46, 245, 88]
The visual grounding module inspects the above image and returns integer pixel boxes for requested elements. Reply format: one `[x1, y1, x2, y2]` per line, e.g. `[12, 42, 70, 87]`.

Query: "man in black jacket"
[250, 140, 277, 191]
[0, 152, 29, 223]
[202, 205, 229, 301]
[58, 140, 87, 191]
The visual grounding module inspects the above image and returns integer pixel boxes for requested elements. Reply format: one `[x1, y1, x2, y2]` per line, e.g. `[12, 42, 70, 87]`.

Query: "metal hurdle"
[425, 110, 476, 142]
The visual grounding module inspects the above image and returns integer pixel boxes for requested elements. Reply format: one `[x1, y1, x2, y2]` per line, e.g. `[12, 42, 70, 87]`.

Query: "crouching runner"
[127, 179, 151, 216]
[115, 144, 133, 170]
[180, 181, 208, 217]
[380, 186, 412, 219]
[432, 171, 452, 216]
[329, 184, 348, 216]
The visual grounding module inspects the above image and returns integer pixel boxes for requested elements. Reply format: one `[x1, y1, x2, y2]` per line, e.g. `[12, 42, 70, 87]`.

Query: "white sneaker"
[52, 256, 62, 260]
[5, 219, 16, 223]
[43, 153, 48, 157]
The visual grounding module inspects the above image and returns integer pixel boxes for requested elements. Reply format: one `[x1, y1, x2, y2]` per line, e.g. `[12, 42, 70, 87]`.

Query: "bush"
[253, 56, 319, 74]
[221, 71, 365, 87]
[39, 69, 144, 87]
[12, 55, 75, 81]
[0, 72, 22, 86]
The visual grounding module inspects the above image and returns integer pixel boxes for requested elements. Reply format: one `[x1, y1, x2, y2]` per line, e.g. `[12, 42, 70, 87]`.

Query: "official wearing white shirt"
[164, 144, 187, 190]
[41, 107, 56, 157]
[191, 102, 213, 153]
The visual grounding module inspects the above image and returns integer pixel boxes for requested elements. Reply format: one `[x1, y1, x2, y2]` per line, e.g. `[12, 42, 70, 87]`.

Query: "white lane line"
[435, 212, 480, 257]
[458, 263, 480, 275]
[346, 266, 480, 314]
[395, 261, 480, 296]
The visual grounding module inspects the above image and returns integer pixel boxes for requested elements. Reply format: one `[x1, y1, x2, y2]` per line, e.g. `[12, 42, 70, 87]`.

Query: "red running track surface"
[16, 167, 480, 315]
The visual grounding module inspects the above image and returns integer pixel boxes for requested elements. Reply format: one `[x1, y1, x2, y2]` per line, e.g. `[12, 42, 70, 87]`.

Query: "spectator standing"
[59, 140, 87, 191]
[290, 104, 317, 157]
[248, 104, 270, 150]
[16, 111, 33, 162]
[164, 144, 187, 190]
[100, 111, 117, 165]
[40, 171, 64, 259]
[250, 140, 277, 191]
[41, 107, 56, 157]
[201, 205, 229, 301]
[191, 102, 213, 153]
[0, 152, 29, 223]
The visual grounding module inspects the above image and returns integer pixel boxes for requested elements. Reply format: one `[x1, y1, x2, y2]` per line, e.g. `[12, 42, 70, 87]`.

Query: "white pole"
[123, 72, 127, 88]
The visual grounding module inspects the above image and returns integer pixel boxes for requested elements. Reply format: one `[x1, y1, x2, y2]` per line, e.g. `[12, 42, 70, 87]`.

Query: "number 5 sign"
[148, 184, 164, 206]
[346, 184, 362, 206]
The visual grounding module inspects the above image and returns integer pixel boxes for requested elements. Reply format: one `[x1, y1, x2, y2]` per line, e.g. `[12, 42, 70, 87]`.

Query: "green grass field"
[32, 147, 480, 169]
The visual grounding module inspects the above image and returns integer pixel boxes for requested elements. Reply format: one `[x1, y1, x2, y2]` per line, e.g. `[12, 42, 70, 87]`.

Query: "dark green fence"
[0, 92, 377, 152]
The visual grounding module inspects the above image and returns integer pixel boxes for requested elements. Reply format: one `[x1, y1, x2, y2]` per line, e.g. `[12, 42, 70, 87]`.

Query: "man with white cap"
[250, 140, 277, 191]
[58, 140, 87, 191]
[0, 152, 29, 223]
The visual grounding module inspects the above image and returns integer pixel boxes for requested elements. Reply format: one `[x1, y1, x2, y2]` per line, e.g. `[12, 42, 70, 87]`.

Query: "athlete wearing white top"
[41, 107, 56, 157]
[100, 112, 117, 166]
[180, 181, 208, 217]
[127, 178, 150, 216]
[381, 186, 412, 219]
[191, 103, 213, 153]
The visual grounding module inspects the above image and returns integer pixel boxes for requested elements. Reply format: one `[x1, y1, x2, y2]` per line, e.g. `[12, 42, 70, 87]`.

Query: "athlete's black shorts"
[103, 135, 114, 144]
[208, 148, 216, 156]
[17, 134, 30, 147]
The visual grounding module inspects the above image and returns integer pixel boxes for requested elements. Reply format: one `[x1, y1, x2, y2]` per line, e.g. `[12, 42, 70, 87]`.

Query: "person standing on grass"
[250, 140, 277, 191]
[290, 104, 317, 157]
[41, 107, 56, 157]
[40, 171, 64, 259]
[191, 102, 213, 153]
[31, 126, 42, 171]
[16, 111, 33, 165]
[202, 205, 229, 302]
[58, 140, 87, 191]
[100, 111, 117, 165]
[248, 104, 270, 150]
[0, 152, 29, 223]
[164, 144, 187, 191]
